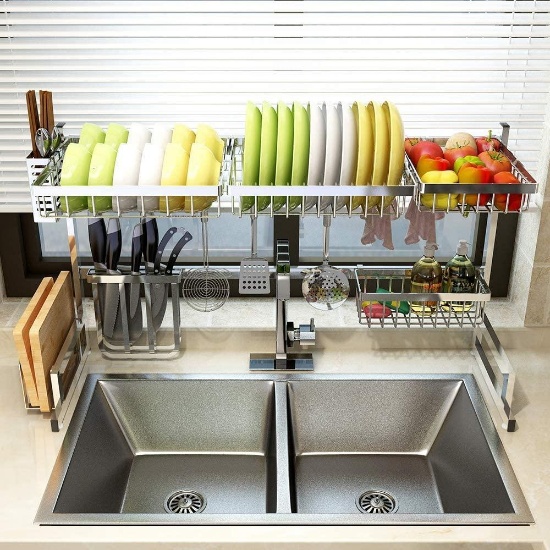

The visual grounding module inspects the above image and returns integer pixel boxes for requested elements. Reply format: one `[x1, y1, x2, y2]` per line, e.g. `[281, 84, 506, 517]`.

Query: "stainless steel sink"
[36, 373, 533, 525]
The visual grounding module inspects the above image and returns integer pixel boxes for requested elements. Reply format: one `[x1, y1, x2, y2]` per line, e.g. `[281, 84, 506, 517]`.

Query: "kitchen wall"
[513, 94, 550, 325]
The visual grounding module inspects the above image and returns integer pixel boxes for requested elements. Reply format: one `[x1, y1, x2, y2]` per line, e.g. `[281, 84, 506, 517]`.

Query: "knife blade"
[103, 218, 122, 339]
[152, 228, 193, 331]
[126, 223, 144, 343]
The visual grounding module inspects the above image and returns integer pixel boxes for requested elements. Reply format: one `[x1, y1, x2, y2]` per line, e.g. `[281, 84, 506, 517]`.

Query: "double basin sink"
[36, 373, 533, 525]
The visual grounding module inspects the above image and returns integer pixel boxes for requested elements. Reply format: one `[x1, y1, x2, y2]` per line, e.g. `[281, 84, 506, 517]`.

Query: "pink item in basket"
[404, 198, 445, 245]
[360, 206, 395, 250]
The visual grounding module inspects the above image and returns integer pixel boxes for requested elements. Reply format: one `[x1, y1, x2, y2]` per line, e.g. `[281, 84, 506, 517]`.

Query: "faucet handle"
[291, 318, 316, 347]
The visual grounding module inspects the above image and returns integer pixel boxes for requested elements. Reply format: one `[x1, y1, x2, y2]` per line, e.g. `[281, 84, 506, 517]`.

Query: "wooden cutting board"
[30, 271, 75, 412]
[13, 277, 54, 407]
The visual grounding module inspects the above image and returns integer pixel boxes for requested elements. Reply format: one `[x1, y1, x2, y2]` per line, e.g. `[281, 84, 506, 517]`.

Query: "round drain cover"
[356, 490, 398, 514]
[165, 490, 206, 514]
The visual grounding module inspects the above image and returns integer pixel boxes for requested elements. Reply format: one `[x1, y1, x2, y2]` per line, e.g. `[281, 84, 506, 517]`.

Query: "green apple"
[87, 143, 117, 212]
[59, 143, 92, 212]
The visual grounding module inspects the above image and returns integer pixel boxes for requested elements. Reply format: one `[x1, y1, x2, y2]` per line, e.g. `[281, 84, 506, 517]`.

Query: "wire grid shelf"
[29, 138, 235, 221]
[355, 267, 491, 329]
[228, 138, 413, 218]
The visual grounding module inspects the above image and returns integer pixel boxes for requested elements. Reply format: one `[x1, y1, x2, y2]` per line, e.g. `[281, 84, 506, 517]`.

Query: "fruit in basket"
[493, 172, 522, 212]
[453, 155, 485, 173]
[416, 154, 450, 178]
[443, 144, 477, 167]
[478, 150, 512, 177]
[476, 130, 501, 153]
[420, 170, 459, 210]
[457, 164, 492, 207]
[404, 137, 421, 155]
[445, 132, 477, 151]
[409, 140, 444, 166]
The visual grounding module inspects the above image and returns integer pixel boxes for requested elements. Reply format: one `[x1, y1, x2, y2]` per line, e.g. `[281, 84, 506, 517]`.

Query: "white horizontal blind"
[1, 0, 549, 211]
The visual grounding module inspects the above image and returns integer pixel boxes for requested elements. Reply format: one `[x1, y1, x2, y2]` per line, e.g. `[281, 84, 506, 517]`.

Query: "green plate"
[258, 102, 277, 212]
[241, 102, 262, 212]
[290, 101, 310, 211]
[273, 101, 293, 211]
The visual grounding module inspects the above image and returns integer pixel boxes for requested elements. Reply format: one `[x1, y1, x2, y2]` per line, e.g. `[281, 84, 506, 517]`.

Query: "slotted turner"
[239, 216, 270, 294]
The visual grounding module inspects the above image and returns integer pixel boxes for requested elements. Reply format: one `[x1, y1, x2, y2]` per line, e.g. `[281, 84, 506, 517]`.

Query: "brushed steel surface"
[35, 373, 533, 525]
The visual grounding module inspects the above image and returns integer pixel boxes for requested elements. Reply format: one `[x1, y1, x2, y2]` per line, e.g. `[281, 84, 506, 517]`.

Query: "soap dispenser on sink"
[250, 239, 315, 371]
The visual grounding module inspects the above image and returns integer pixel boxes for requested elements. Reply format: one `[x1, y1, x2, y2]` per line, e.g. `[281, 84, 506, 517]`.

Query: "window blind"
[1, 0, 549, 211]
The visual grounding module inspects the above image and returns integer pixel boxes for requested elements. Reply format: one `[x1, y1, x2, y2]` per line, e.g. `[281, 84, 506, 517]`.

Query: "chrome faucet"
[250, 239, 315, 371]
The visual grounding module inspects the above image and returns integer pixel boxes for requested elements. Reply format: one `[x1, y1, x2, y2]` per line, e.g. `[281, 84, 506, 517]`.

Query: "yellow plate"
[382, 100, 405, 208]
[159, 143, 189, 212]
[352, 101, 377, 210]
[195, 124, 224, 163]
[369, 100, 390, 188]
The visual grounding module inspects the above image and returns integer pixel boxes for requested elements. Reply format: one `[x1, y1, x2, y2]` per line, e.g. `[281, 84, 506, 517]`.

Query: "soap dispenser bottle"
[442, 240, 477, 312]
[410, 242, 442, 317]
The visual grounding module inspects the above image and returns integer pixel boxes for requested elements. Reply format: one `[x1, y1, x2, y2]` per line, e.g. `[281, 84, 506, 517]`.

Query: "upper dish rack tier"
[29, 130, 538, 222]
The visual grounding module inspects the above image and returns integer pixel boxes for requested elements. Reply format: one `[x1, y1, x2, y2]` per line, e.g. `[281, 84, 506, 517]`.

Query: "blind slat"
[1, 0, 548, 211]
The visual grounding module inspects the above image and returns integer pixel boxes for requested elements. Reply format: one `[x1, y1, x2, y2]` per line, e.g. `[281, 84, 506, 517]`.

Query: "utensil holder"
[84, 268, 182, 359]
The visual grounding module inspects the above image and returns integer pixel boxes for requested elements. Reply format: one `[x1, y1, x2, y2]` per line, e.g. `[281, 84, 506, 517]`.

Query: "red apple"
[409, 140, 444, 167]
[404, 138, 421, 156]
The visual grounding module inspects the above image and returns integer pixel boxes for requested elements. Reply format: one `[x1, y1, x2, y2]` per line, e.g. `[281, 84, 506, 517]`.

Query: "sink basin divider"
[274, 381, 293, 513]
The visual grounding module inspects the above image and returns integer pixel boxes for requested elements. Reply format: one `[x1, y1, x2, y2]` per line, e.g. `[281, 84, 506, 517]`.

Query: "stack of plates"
[241, 100, 405, 213]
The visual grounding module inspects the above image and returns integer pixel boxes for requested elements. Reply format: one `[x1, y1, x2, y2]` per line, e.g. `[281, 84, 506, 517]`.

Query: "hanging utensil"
[35, 128, 51, 158]
[182, 217, 229, 312]
[302, 215, 349, 311]
[239, 215, 270, 295]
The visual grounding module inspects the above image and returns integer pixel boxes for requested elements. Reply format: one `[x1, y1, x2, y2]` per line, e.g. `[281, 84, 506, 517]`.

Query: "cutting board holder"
[19, 319, 88, 432]
[84, 268, 182, 359]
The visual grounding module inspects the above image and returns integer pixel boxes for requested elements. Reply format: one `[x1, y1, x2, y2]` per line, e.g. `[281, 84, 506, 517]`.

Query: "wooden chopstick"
[26, 90, 41, 158]
[46, 91, 54, 133]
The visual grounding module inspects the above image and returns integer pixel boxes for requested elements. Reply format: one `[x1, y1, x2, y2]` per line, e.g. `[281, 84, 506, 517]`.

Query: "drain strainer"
[164, 490, 206, 514]
[356, 490, 398, 514]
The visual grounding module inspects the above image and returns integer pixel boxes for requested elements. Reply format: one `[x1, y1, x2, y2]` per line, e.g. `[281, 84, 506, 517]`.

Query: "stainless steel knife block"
[84, 268, 182, 359]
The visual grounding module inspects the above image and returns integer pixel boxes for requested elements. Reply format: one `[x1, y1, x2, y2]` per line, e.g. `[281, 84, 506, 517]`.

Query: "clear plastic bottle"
[410, 243, 442, 317]
[441, 240, 477, 312]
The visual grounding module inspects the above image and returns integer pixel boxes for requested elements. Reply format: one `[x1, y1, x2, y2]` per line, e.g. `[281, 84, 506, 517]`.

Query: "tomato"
[493, 172, 522, 211]
[476, 130, 501, 153]
[443, 145, 477, 167]
[478, 151, 512, 177]
[409, 140, 444, 166]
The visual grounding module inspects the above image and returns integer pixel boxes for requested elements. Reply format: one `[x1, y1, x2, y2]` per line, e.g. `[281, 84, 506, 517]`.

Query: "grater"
[239, 216, 270, 294]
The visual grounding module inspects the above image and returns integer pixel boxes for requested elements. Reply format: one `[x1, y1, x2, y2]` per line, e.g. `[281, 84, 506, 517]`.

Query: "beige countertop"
[0, 298, 549, 549]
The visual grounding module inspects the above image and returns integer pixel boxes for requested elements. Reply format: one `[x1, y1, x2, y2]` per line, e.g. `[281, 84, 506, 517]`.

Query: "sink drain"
[356, 490, 398, 514]
[164, 490, 206, 514]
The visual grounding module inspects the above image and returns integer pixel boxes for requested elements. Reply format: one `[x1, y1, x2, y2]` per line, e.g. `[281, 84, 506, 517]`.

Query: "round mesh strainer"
[182, 217, 229, 312]
[302, 216, 349, 311]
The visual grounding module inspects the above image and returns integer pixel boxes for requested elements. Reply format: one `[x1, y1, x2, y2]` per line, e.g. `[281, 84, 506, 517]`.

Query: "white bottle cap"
[457, 240, 469, 255]
[424, 242, 438, 258]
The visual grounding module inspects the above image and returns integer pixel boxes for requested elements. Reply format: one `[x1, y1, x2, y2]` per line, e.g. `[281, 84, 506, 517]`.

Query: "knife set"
[87, 217, 192, 357]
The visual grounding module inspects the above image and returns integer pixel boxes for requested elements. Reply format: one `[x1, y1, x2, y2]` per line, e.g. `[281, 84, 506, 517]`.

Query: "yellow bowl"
[184, 143, 221, 213]
[159, 143, 189, 212]
[195, 124, 224, 164]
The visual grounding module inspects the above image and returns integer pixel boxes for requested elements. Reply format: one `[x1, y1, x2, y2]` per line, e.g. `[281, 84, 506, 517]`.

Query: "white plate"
[322, 103, 342, 211]
[338, 103, 358, 210]
[306, 102, 326, 211]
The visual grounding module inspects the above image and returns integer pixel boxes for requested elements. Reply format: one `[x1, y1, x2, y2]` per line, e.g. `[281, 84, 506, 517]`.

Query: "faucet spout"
[250, 239, 315, 371]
